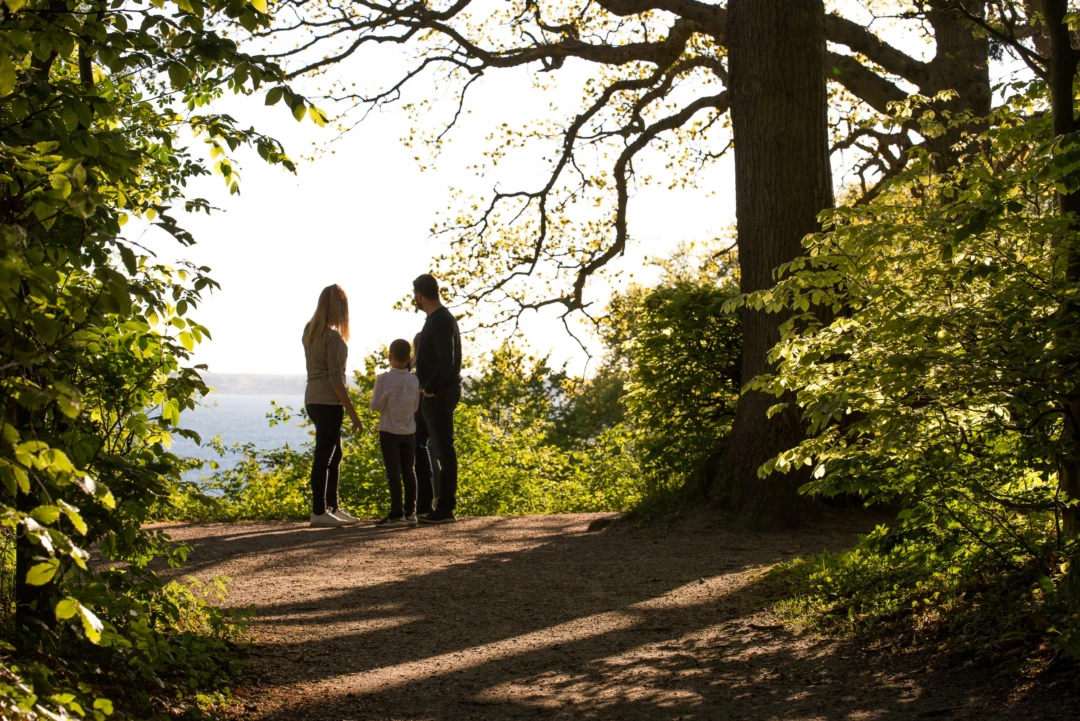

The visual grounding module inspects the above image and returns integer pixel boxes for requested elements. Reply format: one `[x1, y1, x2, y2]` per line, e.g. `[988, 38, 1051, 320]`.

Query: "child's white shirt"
[369, 368, 420, 434]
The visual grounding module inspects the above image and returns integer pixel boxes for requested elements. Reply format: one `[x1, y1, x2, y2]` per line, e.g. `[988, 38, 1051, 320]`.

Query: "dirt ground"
[159, 514, 1077, 720]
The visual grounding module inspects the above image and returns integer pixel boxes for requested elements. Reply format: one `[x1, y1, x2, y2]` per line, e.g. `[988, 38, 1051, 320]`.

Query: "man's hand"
[423, 391, 436, 398]
[350, 413, 364, 432]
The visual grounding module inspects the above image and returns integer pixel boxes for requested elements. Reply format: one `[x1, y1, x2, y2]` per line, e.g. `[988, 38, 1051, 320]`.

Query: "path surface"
[161, 514, 1073, 720]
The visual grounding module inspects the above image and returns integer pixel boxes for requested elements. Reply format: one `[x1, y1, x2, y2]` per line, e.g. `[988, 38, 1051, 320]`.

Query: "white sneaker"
[330, 508, 361, 525]
[405, 514, 418, 527]
[310, 512, 351, 528]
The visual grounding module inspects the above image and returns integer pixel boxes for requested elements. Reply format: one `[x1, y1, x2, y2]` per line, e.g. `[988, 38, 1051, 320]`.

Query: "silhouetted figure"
[412, 274, 462, 524]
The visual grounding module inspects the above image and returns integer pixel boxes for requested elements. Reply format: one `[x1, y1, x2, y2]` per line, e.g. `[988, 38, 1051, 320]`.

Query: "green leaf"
[43, 448, 75, 474]
[79, 604, 103, 644]
[292, 101, 306, 122]
[4, 0, 27, 13]
[57, 393, 81, 419]
[59, 500, 88, 534]
[93, 698, 114, 716]
[168, 63, 190, 90]
[0, 54, 16, 97]
[31, 505, 61, 525]
[179, 331, 194, 351]
[55, 597, 79, 620]
[265, 86, 284, 106]
[11, 465, 29, 493]
[119, 244, 137, 275]
[62, 104, 79, 131]
[309, 106, 328, 127]
[26, 559, 60, 586]
[250, 0, 267, 12]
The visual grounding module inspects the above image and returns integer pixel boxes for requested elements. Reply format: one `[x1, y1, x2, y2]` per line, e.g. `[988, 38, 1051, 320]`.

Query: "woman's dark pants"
[307, 404, 343, 516]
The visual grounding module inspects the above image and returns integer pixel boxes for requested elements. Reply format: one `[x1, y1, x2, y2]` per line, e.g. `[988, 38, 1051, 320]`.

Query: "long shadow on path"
[161, 515, 1076, 721]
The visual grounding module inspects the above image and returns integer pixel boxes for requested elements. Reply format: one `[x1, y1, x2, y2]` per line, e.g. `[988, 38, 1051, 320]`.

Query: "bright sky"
[136, 1, 1010, 378]
[138, 58, 734, 376]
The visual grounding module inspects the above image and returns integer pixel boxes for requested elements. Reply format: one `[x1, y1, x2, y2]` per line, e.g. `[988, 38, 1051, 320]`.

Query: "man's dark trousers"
[421, 386, 460, 511]
[414, 408, 435, 513]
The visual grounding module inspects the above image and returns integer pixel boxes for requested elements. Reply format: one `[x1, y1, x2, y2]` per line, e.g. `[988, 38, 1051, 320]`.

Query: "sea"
[173, 394, 311, 479]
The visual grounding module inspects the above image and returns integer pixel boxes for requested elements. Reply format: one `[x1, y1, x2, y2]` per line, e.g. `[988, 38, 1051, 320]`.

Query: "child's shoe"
[374, 514, 410, 528]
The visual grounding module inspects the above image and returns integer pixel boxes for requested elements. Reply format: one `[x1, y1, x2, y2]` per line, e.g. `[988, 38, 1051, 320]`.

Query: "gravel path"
[160, 514, 1075, 720]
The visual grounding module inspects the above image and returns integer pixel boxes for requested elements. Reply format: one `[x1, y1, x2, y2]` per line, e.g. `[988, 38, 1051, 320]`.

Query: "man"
[412, 273, 462, 524]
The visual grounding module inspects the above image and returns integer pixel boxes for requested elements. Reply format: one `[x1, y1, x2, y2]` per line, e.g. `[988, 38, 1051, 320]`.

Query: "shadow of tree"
[159, 516, 1076, 720]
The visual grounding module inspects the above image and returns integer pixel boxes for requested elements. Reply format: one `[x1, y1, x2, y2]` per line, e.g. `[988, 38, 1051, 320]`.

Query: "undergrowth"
[770, 524, 1080, 676]
[1, 565, 253, 721]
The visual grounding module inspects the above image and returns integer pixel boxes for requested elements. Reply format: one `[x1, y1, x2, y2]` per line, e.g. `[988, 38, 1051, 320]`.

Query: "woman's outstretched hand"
[349, 411, 364, 433]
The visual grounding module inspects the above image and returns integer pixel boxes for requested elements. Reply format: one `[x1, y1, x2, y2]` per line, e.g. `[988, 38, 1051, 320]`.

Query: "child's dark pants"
[380, 431, 417, 517]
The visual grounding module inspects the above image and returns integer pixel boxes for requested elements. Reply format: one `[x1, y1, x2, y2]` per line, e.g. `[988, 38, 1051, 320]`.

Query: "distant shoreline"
[199, 372, 306, 396]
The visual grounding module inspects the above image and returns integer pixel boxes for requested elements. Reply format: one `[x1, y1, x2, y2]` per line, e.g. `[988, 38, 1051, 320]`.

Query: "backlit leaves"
[27, 559, 60, 586]
[748, 85, 1077, 588]
[0, 0, 294, 714]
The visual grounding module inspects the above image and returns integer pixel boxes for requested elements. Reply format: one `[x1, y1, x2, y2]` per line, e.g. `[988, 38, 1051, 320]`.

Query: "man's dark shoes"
[419, 508, 456, 524]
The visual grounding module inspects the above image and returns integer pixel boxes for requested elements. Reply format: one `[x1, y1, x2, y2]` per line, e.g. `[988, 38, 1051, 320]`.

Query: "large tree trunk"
[718, 0, 835, 529]
[1043, 0, 1080, 537]
[923, 0, 992, 163]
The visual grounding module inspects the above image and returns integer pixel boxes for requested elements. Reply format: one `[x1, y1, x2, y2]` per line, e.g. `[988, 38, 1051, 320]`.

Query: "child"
[370, 338, 421, 527]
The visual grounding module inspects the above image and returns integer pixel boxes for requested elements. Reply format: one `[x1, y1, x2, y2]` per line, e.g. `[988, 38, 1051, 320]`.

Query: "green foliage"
[621, 280, 741, 504]
[738, 84, 1080, 660]
[547, 367, 626, 450]
[0, 573, 250, 720]
[595, 248, 742, 513]
[0, 0, 312, 715]
[172, 349, 644, 521]
[772, 528, 1080, 669]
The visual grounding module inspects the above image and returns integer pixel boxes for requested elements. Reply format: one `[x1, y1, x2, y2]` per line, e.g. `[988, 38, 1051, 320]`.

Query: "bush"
[1, 0, 298, 715]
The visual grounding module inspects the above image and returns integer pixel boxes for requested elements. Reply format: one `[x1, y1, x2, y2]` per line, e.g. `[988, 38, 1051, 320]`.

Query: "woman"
[303, 284, 364, 527]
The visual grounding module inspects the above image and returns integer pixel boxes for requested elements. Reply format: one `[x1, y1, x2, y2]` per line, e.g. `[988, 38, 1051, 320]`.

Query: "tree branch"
[827, 52, 909, 115]
[824, 13, 932, 87]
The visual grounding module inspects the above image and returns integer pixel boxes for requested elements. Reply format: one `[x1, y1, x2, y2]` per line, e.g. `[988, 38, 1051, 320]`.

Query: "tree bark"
[719, 0, 835, 529]
[1042, 0, 1080, 537]
[923, 1, 992, 164]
